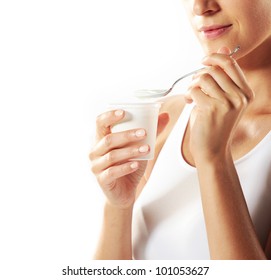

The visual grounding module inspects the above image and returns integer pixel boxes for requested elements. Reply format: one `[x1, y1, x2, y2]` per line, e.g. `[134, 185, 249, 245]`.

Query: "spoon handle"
[167, 45, 241, 94]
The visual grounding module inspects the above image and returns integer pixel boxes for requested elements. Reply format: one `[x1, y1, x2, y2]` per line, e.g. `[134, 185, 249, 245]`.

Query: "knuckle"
[199, 72, 211, 82]
[123, 130, 133, 141]
[96, 173, 104, 186]
[208, 65, 220, 74]
[241, 95, 249, 106]
[120, 162, 131, 175]
[206, 102, 217, 114]
[121, 163, 129, 174]
[130, 147, 139, 158]
[105, 166, 114, 179]
[246, 88, 255, 103]
[233, 97, 242, 108]
[95, 111, 113, 134]
[127, 129, 139, 140]
[189, 88, 196, 98]
[95, 113, 105, 127]
[233, 94, 247, 109]
[89, 157, 100, 174]
[191, 87, 202, 99]
[225, 57, 237, 68]
[103, 134, 112, 147]
[88, 152, 94, 161]
[130, 149, 140, 161]
[220, 99, 232, 112]
[125, 129, 143, 141]
[90, 163, 97, 174]
[106, 151, 116, 164]
[88, 148, 96, 161]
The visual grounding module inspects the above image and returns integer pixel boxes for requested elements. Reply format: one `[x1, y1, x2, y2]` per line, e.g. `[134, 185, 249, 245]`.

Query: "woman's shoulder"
[160, 94, 186, 113]
[152, 95, 187, 163]
[158, 94, 187, 141]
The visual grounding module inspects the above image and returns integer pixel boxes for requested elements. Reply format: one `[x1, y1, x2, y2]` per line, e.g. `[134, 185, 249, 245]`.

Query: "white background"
[0, 1, 205, 279]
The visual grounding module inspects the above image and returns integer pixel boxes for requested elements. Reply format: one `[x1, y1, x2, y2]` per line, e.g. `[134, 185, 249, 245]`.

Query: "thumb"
[217, 46, 231, 55]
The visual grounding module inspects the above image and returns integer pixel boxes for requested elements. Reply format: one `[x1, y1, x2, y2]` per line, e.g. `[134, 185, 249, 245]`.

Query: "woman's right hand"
[89, 109, 149, 209]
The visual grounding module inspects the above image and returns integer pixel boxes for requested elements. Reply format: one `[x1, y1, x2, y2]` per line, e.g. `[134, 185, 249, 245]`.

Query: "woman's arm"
[196, 153, 267, 259]
[90, 101, 173, 259]
[94, 204, 134, 260]
[186, 47, 266, 259]
[90, 109, 149, 259]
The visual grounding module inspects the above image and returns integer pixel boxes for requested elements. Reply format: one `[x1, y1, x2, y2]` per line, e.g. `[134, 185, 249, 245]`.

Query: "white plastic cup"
[109, 102, 161, 160]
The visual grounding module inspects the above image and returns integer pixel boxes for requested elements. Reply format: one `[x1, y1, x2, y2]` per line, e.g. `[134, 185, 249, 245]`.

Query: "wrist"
[104, 201, 134, 216]
[194, 146, 232, 168]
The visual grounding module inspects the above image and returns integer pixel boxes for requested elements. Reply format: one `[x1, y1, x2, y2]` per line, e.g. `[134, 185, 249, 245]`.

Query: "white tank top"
[132, 103, 271, 259]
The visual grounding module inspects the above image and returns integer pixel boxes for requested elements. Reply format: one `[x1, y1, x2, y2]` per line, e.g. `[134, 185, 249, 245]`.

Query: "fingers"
[96, 161, 139, 188]
[91, 144, 149, 174]
[188, 68, 230, 107]
[95, 109, 125, 140]
[186, 87, 211, 110]
[185, 48, 254, 108]
[188, 67, 246, 109]
[92, 128, 147, 158]
[92, 111, 168, 161]
[90, 124, 149, 177]
[217, 46, 231, 55]
[201, 50, 254, 102]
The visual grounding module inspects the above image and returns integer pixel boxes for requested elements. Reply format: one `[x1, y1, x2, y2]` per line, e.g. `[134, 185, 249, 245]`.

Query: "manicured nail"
[130, 162, 138, 169]
[139, 145, 149, 153]
[114, 110, 123, 116]
[135, 129, 146, 137]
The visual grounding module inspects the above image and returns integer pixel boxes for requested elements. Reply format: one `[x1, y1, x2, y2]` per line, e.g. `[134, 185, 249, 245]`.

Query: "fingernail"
[139, 145, 149, 153]
[135, 129, 146, 137]
[114, 110, 123, 116]
[130, 162, 138, 169]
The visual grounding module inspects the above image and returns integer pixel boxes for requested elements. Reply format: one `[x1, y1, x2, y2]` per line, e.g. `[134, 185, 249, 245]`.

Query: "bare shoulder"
[157, 95, 187, 147]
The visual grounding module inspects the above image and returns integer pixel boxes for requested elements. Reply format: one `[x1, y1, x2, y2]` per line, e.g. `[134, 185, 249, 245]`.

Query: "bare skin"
[90, 0, 271, 259]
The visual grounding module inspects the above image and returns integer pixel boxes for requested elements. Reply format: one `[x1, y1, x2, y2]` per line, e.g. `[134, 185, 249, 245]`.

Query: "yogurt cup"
[109, 101, 161, 160]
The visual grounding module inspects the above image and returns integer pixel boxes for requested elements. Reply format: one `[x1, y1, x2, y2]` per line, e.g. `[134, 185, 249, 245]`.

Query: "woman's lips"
[200, 24, 232, 39]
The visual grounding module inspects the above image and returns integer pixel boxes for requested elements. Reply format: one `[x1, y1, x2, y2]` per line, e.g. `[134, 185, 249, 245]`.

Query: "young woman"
[89, 0, 271, 259]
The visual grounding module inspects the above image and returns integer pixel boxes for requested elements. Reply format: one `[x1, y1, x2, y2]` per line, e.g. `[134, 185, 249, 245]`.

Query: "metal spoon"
[135, 46, 240, 99]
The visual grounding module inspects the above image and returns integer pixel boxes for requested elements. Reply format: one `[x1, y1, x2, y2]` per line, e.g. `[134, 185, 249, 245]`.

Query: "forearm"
[196, 152, 266, 260]
[94, 202, 133, 260]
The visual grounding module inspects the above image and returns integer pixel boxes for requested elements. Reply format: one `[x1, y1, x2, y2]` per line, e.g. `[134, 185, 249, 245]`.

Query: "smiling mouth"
[200, 24, 232, 39]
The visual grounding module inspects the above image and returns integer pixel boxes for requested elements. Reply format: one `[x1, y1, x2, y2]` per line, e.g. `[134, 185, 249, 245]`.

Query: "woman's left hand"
[185, 47, 254, 164]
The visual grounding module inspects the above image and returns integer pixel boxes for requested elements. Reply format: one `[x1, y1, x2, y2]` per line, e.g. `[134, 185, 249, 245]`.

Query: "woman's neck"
[238, 41, 271, 114]
[238, 38, 271, 71]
